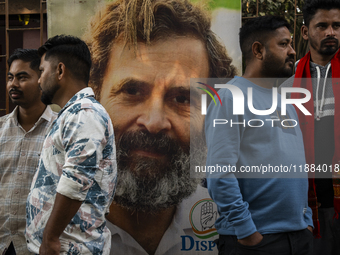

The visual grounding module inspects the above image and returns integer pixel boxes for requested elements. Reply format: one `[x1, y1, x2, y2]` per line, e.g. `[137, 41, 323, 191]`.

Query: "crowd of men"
[0, 0, 339, 254]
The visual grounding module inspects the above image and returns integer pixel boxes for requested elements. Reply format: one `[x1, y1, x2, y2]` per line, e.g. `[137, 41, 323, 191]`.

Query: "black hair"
[303, 0, 340, 27]
[38, 35, 92, 85]
[8, 48, 40, 73]
[239, 16, 291, 64]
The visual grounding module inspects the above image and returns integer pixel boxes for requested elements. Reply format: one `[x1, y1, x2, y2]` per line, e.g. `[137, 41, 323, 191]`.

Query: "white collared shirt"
[108, 185, 218, 255]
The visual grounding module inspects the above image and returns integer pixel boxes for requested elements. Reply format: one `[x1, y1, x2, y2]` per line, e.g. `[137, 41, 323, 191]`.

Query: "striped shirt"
[0, 105, 57, 255]
[26, 87, 117, 255]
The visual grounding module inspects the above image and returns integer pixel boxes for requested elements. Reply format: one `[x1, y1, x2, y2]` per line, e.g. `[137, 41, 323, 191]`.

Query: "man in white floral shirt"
[25, 35, 117, 255]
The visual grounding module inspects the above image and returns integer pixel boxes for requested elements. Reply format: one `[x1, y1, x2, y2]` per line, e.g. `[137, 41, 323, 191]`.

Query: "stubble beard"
[262, 51, 294, 78]
[113, 130, 203, 212]
[40, 78, 60, 105]
[310, 37, 339, 56]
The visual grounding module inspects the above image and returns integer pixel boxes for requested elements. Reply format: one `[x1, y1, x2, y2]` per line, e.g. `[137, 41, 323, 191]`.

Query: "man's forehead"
[104, 37, 209, 88]
[9, 59, 33, 74]
[40, 54, 58, 70]
[112, 38, 207, 62]
[311, 8, 340, 23]
[269, 26, 291, 42]
[40, 54, 48, 66]
[111, 76, 192, 94]
[41, 53, 57, 63]
[274, 26, 290, 37]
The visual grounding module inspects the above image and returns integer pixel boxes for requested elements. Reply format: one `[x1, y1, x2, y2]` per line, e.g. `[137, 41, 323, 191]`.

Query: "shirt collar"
[39, 105, 56, 122]
[108, 185, 208, 236]
[58, 87, 94, 116]
[8, 106, 20, 124]
[310, 61, 331, 69]
[107, 185, 210, 254]
[9, 105, 55, 126]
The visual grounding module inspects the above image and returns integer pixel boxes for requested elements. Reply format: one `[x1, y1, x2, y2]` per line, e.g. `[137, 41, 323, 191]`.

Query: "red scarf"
[292, 51, 340, 237]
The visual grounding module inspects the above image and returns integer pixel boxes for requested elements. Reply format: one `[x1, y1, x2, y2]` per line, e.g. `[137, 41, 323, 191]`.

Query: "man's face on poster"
[100, 37, 209, 212]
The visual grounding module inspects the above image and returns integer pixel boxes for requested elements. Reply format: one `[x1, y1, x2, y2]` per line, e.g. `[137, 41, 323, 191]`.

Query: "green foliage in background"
[190, 0, 241, 10]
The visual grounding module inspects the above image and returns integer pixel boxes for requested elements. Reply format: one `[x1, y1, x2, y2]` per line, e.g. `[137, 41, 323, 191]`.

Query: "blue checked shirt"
[26, 87, 117, 255]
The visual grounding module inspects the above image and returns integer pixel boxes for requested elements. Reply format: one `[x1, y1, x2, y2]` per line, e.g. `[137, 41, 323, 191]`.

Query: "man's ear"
[301, 25, 309, 41]
[57, 62, 66, 80]
[252, 41, 265, 60]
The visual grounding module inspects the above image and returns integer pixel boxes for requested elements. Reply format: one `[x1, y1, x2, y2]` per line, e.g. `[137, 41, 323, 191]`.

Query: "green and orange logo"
[197, 82, 223, 106]
[189, 198, 218, 239]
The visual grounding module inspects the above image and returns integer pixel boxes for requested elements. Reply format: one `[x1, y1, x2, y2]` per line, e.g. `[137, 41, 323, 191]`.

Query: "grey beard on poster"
[114, 129, 206, 212]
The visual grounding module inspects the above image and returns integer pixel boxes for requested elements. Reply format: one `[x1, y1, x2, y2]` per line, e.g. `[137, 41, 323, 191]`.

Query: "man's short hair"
[84, 0, 236, 100]
[38, 35, 92, 85]
[303, 0, 340, 27]
[240, 16, 291, 64]
[8, 49, 40, 73]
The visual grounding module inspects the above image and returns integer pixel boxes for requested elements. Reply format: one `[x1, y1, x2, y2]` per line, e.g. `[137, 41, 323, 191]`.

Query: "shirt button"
[15, 190, 19, 194]
[11, 231, 16, 235]
[18, 171, 22, 175]
[12, 211, 17, 215]
[21, 152, 26, 156]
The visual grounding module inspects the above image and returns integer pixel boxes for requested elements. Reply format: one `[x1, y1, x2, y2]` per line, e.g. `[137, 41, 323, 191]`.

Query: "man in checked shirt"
[0, 49, 57, 255]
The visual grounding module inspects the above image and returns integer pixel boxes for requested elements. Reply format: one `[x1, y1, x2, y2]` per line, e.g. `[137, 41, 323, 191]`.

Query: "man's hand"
[238, 232, 263, 246]
[307, 226, 313, 233]
[39, 193, 82, 254]
[39, 236, 60, 255]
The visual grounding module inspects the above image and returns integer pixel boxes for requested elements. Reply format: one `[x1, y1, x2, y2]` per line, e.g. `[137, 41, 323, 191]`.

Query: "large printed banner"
[47, 0, 242, 72]
[47, 0, 241, 254]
